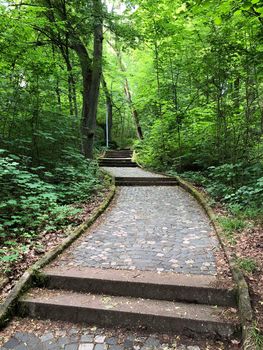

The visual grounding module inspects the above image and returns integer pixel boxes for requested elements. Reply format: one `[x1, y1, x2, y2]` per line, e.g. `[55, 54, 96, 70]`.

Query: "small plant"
[236, 257, 258, 274]
[218, 216, 246, 233]
[217, 216, 247, 245]
[251, 322, 263, 350]
[179, 171, 208, 185]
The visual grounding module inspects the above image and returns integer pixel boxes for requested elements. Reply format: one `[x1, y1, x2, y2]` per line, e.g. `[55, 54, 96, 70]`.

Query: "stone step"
[101, 158, 133, 163]
[99, 159, 135, 164]
[43, 267, 237, 307]
[99, 161, 137, 167]
[105, 153, 133, 158]
[105, 153, 133, 159]
[115, 177, 178, 186]
[116, 180, 178, 186]
[19, 289, 240, 338]
[105, 155, 132, 158]
[105, 150, 132, 155]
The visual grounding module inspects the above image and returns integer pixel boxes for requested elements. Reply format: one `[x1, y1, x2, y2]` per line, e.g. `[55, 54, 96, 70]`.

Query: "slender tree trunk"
[169, 54, 181, 147]
[65, 59, 78, 120]
[112, 46, 143, 140]
[55, 77, 62, 111]
[31, 74, 40, 165]
[101, 74, 113, 143]
[76, 0, 103, 158]
[60, 40, 79, 120]
[123, 78, 143, 140]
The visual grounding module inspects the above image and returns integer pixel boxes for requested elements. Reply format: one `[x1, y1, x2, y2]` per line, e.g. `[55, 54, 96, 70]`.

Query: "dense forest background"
[0, 0, 262, 319]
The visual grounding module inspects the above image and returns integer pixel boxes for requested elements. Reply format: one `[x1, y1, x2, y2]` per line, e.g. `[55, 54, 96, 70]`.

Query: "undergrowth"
[0, 148, 105, 273]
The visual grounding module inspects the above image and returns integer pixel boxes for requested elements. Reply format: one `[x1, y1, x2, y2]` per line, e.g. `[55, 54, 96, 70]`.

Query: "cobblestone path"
[55, 167, 218, 275]
[1, 167, 232, 350]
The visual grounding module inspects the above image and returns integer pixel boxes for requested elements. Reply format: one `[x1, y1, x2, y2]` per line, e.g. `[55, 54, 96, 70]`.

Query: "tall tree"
[33, 0, 104, 158]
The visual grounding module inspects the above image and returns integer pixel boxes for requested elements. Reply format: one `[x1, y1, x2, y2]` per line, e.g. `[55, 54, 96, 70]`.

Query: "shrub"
[0, 148, 103, 241]
[0, 150, 76, 242]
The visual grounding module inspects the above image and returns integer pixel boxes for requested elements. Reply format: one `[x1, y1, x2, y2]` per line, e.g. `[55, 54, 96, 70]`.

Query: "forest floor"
[0, 187, 111, 305]
[219, 215, 263, 333]
[194, 185, 263, 335]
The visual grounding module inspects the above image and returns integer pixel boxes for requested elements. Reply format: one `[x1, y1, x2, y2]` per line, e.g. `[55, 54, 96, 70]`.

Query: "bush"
[206, 163, 263, 209]
[0, 148, 103, 242]
[0, 150, 77, 242]
[45, 148, 103, 204]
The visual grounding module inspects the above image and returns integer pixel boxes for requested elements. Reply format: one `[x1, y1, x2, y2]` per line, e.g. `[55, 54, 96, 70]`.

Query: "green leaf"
[214, 17, 222, 25]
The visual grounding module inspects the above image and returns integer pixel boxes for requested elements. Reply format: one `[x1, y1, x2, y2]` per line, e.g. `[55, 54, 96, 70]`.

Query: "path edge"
[0, 184, 116, 329]
[134, 156, 255, 349]
[174, 176, 255, 349]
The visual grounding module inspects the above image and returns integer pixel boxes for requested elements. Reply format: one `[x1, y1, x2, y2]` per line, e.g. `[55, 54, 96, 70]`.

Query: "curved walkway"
[1, 166, 237, 350]
[55, 167, 218, 275]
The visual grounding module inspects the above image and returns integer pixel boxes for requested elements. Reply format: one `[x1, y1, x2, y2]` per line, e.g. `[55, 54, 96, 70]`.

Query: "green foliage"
[0, 148, 103, 268]
[216, 215, 246, 244]
[45, 148, 102, 203]
[217, 215, 246, 244]
[251, 322, 263, 350]
[217, 216, 247, 233]
[130, 0, 263, 220]
[236, 257, 258, 274]
[176, 162, 263, 217]
[0, 150, 72, 238]
[205, 163, 263, 209]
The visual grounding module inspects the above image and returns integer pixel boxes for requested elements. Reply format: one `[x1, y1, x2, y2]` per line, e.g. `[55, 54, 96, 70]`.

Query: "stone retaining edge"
[134, 155, 255, 349]
[175, 176, 255, 350]
[0, 183, 116, 329]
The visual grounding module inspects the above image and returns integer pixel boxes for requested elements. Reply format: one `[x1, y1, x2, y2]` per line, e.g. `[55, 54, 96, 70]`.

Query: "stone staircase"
[99, 150, 137, 167]
[19, 267, 239, 338]
[100, 150, 178, 186]
[16, 151, 241, 341]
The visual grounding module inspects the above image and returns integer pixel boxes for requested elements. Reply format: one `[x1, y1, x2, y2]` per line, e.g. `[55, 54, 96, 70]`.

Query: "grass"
[217, 216, 247, 245]
[251, 322, 263, 350]
[236, 257, 258, 274]
[218, 216, 247, 233]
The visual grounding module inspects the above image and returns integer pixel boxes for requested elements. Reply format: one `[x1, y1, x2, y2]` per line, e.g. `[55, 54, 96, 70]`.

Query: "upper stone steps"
[99, 150, 136, 167]
[104, 150, 132, 158]
[99, 159, 137, 167]
[19, 288, 239, 338]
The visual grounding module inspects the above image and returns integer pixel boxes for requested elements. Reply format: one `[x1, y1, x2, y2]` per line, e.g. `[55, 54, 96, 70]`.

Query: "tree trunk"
[112, 46, 143, 140]
[101, 74, 113, 143]
[74, 0, 103, 158]
[123, 79, 143, 140]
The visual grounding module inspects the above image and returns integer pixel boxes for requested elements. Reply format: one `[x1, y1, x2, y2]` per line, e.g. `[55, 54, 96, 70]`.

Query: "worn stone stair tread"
[115, 177, 175, 181]
[116, 181, 178, 186]
[100, 159, 133, 161]
[115, 177, 178, 184]
[100, 164, 137, 167]
[43, 267, 236, 306]
[44, 266, 217, 286]
[99, 160, 136, 164]
[20, 289, 239, 337]
[102, 158, 132, 160]
[101, 163, 136, 165]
